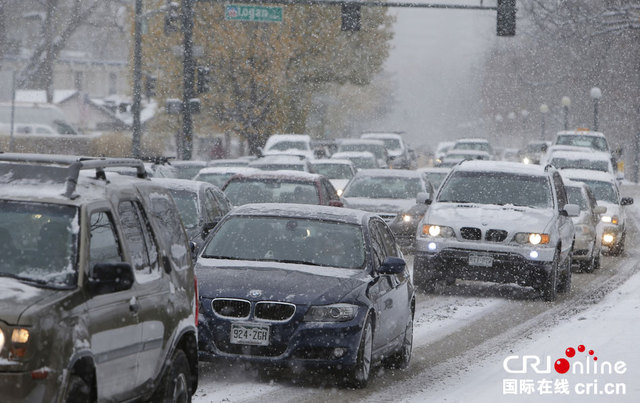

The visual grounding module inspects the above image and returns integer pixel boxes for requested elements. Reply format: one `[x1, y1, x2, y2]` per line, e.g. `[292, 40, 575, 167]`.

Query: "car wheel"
[611, 232, 626, 256]
[581, 249, 597, 273]
[384, 315, 413, 370]
[64, 375, 93, 403]
[342, 315, 373, 389]
[557, 256, 572, 294]
[540, 250, 559, 301]
[152, 349, 192, 403]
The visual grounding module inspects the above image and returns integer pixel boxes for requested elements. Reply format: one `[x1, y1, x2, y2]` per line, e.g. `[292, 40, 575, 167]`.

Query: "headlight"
[602, 233, 615, 244]
[523, 157, 531, 164]
[304, 304, 358, 322]
[336, 189, 343, 197]
[10, 328, 30, 358]
[402, 214, 413, 223]
[421, 224, 455, 238]
[515, 232, 550, 245]
[601, 215, 618, 225]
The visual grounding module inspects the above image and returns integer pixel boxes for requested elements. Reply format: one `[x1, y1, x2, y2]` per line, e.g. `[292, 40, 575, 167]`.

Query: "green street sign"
[224, 4, 283, 23]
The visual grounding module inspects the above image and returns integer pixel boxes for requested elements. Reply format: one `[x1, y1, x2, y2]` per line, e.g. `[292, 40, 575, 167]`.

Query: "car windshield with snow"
[196, 204, 414, 388]
[414, 161, 578, 301]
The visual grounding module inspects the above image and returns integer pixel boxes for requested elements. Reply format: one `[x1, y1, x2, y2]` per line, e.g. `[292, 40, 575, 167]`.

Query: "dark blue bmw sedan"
[196, 204, 415, 388]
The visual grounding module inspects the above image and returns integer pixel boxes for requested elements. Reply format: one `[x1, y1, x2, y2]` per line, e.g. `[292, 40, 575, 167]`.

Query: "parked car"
[151, 177, 232, 254]
[196, 203, 415, 387]
[310, 159, 357, 196]
[414, 160, 579, 301]
[222, 170, 343, 207]
[562, 179, 607, 272]
[262, 134, 315, 159]
[337, 139, 389, 168]
[331, 151, 378, 170]
[361, 132, 412, 169]
[561, 169, 633, 256]
[341, 169, 433, 224]
[194, 166, 261, 189]
[0, 154, 198, 402]
[169, 160, 208, 179]
[249, 154, 314, 172]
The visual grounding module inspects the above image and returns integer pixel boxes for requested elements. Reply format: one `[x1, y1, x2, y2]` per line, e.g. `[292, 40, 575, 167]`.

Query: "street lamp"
[590, 87, 602, 131]
[561, 96, 571, 131]
[539, 103, 549, 139]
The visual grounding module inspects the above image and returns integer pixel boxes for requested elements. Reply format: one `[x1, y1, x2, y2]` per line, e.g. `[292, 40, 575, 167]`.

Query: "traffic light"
[164, 1, 180, 35]
[497, 0, 516, 36]
[197, 66, 210, 94]
[341, 4, 361, 32]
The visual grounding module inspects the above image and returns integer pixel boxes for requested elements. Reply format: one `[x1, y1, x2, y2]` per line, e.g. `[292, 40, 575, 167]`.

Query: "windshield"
[453, 142, 490, 152]
[169, 189, 200, 228]
[566, 187, 588, 210]
[344, 176, 423, 199]
[0, 201, 78, 288]
[550, 157, 610, 172]
[572, 179, 618, 204]
[224, 179, 319, 205]
[339, 144, 385, 160]
[348, 157, 377, 169]
[196, 172, 234, 188]
[380, 138, 402, 150]
[525, 143, 547, 153]
[312, 164, 354, 179]
[556, 135, 609, 152]
[202, 216, 365, 269]
[268, 141, 308, 151]
[423, 172, 448, 189]
[438, 171, 553, 208]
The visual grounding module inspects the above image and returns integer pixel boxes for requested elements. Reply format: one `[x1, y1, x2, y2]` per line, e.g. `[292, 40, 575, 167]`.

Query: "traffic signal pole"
[182, 0, 196, 160]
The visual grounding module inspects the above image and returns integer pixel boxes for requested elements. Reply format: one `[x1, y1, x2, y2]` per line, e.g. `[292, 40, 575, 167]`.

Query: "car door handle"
[129, 297, 139, 314]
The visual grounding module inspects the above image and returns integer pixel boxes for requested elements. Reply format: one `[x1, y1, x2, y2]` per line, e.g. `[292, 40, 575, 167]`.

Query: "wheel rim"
[172, 372, 188, 403]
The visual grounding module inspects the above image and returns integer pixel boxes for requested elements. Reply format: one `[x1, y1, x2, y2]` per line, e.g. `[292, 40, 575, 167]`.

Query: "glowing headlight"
[11, 328, 29, 344]
[515, 232, 550, 245]
[601, 215, 618, 225]
[336, 189, 343, 197]
[421, 224, 454, 238]
[523, 157, 531, 164]
[303, 304, 358, 322]
[402, 214, 413, 222]
[602, 233, 615, 244]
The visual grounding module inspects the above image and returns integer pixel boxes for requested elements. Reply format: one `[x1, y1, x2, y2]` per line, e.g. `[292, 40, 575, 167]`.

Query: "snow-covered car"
[331, 151, 378, 170]
[563, 180, 607, 272]
[337, 139, 389, 168]
[500, 147, 520, 162]
[249, 154, 314, 172]
[196, 204, 414, 388]
[0, 154, 198, 402]
[554, 130, 610, 153]
[547, 150, 614, 174]
[222, 170, 343, 207]
[262, 134, 315, 159]
[360, 132, 412, 169]
[450, 138, 494, 156]
[436, 149, 491, 167]
[519, 140, 550, 164]
[151, 177, 232, 255]
[561, 169, 633, 256]
[194, 166, 261, 188]
[310, 158, 357, 196]
[414, 160, 579, 301]
[433, 141, 455, 165]
[341, 169, 433, 224]
[206, 158, 251, 168]
[417, 166, 451, 190]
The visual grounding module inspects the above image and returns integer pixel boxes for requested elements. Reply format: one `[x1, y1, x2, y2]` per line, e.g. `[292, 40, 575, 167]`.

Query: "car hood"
[196, 258, 368, 305]
[0, 278, 59, 324]
[343, 197, 415, 214]
[425, 203, 554, 233]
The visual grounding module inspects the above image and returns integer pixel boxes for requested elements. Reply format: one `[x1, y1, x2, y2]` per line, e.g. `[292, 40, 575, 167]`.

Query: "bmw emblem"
[248, 289, 262, 298]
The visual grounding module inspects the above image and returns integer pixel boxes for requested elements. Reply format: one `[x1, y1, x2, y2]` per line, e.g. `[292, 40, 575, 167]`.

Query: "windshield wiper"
[273, 259, 322, 266]
[199, 255, 244, 260]
[440, 199, 472, 203]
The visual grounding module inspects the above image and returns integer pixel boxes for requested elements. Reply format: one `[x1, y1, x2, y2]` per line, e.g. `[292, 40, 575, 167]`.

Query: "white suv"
[414, 161, 579, 301]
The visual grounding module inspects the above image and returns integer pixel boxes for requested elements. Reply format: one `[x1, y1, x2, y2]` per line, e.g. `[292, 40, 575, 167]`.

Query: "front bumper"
[414, 236, 555, 287]
[197, 304, 366, 369]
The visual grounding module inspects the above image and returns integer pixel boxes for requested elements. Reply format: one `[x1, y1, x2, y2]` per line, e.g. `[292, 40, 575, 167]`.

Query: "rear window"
[224, 179, 319, 206]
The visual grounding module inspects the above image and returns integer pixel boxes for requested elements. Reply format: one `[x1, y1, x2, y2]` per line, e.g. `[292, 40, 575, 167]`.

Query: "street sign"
[224, 4, 283, 23]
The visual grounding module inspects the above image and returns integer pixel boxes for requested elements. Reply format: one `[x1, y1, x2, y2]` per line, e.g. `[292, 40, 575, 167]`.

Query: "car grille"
[255, 302, 296, 322]
[460, 227, 482, 240]
[212, 298, 251, 319]
[378, 213, 396, 223]
[485, 229, 508, 242]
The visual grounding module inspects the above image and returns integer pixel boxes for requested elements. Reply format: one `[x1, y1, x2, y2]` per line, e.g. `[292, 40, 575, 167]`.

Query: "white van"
[0, 103, 79, 135]
[262, 134, 314, 159]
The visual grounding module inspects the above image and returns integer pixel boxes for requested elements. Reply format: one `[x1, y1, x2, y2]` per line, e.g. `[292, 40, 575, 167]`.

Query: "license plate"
[230, 323, 270, 346]
[469, 254, 493, 267]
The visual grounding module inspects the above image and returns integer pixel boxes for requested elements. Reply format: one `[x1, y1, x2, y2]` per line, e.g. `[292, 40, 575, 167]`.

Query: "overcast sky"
[372, 4, 498, 150]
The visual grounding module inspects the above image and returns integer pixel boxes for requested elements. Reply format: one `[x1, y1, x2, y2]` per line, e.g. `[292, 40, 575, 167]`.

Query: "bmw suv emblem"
[249, 289, 262, 298]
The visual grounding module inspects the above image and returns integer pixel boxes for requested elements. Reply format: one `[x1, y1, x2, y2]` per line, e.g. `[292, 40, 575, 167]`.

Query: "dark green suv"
[0, 154, 198, 402]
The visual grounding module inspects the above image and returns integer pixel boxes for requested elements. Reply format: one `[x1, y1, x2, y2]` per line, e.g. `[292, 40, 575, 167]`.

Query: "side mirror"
[593, 205, 607, 214]
[88, 262, 135, 295]
[561, 204, 580, 218]
[416, 192, 432, 205]
[378, 256, 406, 275]
[328, 200, 344, 207]
[621, 197, 634, 206]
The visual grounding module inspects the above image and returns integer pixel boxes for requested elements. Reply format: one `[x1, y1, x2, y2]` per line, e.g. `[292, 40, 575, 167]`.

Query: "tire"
[341, 316, 373, 389]
[611, 232, 626, 256]
[64, 375, 93, 403]
[540, 250, 559, 301]
[557, 251, 572, 294]
[580, 249, 596, 273]
[384, 315, 413, 370]
[152, 349, 192, 403]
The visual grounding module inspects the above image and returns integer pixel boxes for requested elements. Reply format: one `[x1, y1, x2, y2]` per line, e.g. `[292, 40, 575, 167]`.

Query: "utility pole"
[131, 0, 143, 158]
[181, 0, 195, 160]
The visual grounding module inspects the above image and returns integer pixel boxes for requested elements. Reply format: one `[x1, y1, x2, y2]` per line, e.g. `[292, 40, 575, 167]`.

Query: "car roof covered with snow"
[224, 169, 322, 182]
[311, 158, 354, 166]
[196, 166, 261, 175]
[549, 150, 611, 161]
[353, 168, 424, 178]
[228, 203, 373, 225]
[417, 167, 451, 173]
[331, 151, 376, 159]
[455, 160, 549, 176]
[556, 130, 606, 138]
[150, 177, 213, 192]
